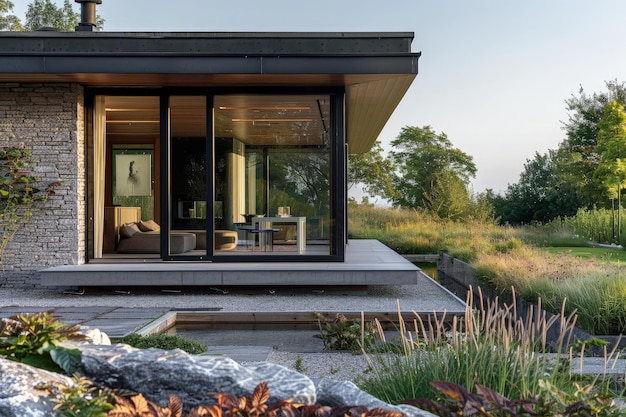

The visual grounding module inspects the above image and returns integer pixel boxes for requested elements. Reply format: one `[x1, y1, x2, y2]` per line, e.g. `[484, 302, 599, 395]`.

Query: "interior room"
[97, 93, 333, 260]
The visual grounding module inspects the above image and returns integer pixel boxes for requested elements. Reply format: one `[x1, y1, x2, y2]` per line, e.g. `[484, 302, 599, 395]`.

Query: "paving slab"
[97, 309, 170, 319]
[81, 319, 153, 338]
[0, 306, 170, 338]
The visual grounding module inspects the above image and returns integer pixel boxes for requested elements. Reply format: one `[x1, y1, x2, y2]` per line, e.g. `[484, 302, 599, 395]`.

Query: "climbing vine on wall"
[0, 146, 59, 272]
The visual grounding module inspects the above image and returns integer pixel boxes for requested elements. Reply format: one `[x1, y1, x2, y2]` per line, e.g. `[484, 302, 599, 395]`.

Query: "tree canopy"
[492, 150, 581, 224]
[559, 80, 626, 205]
[388, 126, 476, 210]
[25, 0, 79, 31]
[348, 141, 397, 203]
[2, 0, 104, 31]
[0, 0, 22, 30]
[347, 125, 485, 219]
[594, 100, 626, 199]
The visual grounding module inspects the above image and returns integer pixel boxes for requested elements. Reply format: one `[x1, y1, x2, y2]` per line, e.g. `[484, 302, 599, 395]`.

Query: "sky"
[12, 0, 626, 193]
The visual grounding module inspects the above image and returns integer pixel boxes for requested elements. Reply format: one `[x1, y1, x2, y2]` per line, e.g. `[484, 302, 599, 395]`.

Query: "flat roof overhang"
[0, 32, 420, 153]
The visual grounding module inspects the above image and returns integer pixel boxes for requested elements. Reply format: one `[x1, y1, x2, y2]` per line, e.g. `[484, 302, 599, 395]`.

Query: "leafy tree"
[493, 150, 582, 224]
[348, 140, 398, 202]
[473, 188, 497, 222]
[25, 0, 78, 31]
[388, 126, 476, 209]
[25, 0, 104, 31]
[0, 0, 22, 30]
[559, 80, 626, 206]
[422, 170, 474, 220]
[594, 100, 626, 200]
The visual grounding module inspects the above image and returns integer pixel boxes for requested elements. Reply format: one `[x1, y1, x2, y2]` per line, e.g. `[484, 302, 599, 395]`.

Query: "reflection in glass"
[169, 96, 207, 256]
[214, 94, 332, 255]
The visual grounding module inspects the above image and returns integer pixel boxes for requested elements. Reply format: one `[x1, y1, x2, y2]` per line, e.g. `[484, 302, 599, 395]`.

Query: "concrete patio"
[40, 240, 421, 287]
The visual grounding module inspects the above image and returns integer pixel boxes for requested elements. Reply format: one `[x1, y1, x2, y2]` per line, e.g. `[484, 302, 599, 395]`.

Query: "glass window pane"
[214, 94, 332, 256]
[169, 96, 207, 257]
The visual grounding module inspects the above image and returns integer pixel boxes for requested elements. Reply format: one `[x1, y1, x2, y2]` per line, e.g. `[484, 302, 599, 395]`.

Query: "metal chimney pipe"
[75, 0, 102, 32]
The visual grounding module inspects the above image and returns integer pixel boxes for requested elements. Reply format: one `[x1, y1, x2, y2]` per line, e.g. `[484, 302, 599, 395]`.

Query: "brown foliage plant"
[107, 381, 404, 417]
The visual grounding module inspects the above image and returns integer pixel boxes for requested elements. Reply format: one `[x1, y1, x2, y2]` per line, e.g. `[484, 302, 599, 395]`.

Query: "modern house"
[0, 1, 421, 287]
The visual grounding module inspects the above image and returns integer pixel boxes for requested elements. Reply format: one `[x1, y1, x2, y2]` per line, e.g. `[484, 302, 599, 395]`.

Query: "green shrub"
[315, 312, 377, 352]
[493, 237, 523, 253]
[446, 245, 478, 263]
[518, 221, 589, 247]
[115, 333, 207, 354]
[44, 376, 114, 417]
[561, 207, 626, 245]
[526, 273, 626, 335]
[0, 311, 83, 374]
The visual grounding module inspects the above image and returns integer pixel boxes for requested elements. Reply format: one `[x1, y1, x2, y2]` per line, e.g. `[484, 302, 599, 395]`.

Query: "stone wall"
[0, 83, 85, 287]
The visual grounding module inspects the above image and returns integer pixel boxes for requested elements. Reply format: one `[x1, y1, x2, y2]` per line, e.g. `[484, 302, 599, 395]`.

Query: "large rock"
[77, 343, 316, 410]
[0, 358, 72, 417]
[0, 342, 435, 416]
[314, 378, 435, 417]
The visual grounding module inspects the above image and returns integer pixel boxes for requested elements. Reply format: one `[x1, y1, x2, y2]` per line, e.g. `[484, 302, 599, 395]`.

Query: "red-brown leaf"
[251, 381, 271, 409]
[187, 405, 222, 417]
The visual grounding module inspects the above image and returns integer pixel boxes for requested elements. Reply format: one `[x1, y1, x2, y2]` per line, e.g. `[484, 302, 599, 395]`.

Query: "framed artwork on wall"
[114, 153, 152, 197]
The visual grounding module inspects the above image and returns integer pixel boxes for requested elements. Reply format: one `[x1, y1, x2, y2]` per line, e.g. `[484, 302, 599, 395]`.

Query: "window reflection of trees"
[269, 152, 329, 217]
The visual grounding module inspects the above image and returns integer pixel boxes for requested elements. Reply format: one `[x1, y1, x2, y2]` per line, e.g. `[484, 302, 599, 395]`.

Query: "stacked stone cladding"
[0, 83, 85, 287]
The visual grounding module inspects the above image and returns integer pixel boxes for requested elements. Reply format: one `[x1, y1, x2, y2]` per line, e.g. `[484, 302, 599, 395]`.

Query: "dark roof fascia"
[0, 32, 420, 77]
[0, 55, 419, 76]
[0, 31, 417, 56]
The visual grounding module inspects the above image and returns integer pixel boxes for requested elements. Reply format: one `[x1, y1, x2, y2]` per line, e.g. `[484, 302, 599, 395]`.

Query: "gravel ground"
[263, 351, 373, 382]
[0, 283, 465, 313]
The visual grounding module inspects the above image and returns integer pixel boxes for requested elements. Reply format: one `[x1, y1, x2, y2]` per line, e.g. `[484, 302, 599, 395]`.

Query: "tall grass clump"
[563, 207, 626, 245]
[358, 288, 578, 404]
[474, 247, 626, 335]
[526, 272, 626, 335]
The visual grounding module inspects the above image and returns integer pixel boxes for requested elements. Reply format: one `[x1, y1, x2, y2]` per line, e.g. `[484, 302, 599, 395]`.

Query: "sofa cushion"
[138, 220, 160, 232]
[120, 223, 140, 238]
[116, 231, 196, 254]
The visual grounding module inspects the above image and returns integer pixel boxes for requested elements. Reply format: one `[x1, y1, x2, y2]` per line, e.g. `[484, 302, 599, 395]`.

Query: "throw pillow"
[120, 223, 140, 238]
[138, 219, 160, 232]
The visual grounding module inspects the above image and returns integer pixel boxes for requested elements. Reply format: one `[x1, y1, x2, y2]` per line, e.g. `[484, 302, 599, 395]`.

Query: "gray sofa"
[115, 221, 237, 253]
[116, 230, 196, 254]
[115, 222, 196, 254]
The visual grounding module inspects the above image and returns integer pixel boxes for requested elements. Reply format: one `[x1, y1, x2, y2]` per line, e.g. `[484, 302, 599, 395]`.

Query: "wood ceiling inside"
[105, 95, 330, 147]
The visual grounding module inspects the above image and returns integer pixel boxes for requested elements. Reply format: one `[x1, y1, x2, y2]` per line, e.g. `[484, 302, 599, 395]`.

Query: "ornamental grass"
[357, 288, 622, 407]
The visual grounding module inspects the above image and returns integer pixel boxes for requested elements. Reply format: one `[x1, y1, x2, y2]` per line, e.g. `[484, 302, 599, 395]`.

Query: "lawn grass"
[546, 246, 626, 264]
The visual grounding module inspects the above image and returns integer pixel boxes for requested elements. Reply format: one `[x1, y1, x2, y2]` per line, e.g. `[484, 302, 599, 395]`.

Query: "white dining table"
[252, 216, 306, 254]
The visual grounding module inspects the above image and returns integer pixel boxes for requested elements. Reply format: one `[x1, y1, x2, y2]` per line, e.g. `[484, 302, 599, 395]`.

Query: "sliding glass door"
[213, 94, 332, 257]
[167, 96, 208, 258]
[92, 90, 342, 262]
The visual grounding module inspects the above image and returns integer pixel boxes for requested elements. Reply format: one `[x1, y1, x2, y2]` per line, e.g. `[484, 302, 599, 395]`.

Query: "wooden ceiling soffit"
[347, 74, 416, 154]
